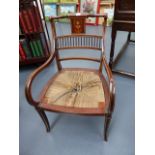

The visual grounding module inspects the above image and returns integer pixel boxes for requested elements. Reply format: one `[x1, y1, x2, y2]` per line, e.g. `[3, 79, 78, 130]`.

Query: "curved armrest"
[102, 55, 115, 113]
[25, 51, 56, 106]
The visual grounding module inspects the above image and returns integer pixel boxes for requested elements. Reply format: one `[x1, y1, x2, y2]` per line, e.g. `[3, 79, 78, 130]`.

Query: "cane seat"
[39, 68, 110, 115]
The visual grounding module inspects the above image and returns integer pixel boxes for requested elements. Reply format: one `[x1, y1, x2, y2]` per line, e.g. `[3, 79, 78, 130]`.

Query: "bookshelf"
[19, 0, 51, 66]
[42, 0, 115, 26]
[100, 0, 115, 6]
[99, 0, 115, 25]
[42, 0, 79, 21]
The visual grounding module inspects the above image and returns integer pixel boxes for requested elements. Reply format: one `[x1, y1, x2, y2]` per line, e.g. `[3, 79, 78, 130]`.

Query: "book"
[36, 39, 44, 56]
[34, 6, 43, 32]
[104, 8, 114, 26]
[58, 4, 76, 22]
[22, 9, 34, 33]
[30, 41, 37, 57]
[80, 0, 100, 25]
[19, 25, 22, 35]
[20, 5, 43, 33]
[44, 4, 57, 19]
[19, 55, 21, 61]
[33, 40, 40, 57]
[20, 39, 32, 58]
[19, 12, 28, 33]
[40, 33, 49, 56]
[19, 42, 26, 60]
[27, 7, 37, 32]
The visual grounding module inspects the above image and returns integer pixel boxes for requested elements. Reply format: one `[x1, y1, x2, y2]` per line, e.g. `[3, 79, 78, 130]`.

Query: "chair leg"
[104, 115, 111, 141]
[127, 32, 131, 42]
[109, 27, 117, 69]
[36, 108, 50, 132]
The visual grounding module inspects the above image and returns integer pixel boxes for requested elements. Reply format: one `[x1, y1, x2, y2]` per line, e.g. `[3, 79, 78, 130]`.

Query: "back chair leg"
[104, 115, 112, 141]
[36, 108, 50, 132]
[127, 31, 131, 42]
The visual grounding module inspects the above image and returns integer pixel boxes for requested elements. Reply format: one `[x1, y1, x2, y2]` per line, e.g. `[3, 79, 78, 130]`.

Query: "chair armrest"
[102, 55, 115, 113]
[25, 51, 56, 106]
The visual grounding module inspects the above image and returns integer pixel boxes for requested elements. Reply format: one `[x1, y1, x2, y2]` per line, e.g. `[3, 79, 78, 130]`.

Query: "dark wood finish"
[112, 69, 135, 78]
[25, 14, 115, 141]
[19, 56, 48, 66]
[109, 0, 135, 77]
[114, 0, 135, 21]
[36, 107, 50, 132]
[104, 114, 112, 141]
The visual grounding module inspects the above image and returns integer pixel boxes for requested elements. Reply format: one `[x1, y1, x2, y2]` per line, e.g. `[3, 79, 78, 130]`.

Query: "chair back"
[50, 13, 107, 70]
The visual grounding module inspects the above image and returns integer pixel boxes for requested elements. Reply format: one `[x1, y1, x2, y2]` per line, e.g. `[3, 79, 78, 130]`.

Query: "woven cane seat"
[39, 69, 110, 114]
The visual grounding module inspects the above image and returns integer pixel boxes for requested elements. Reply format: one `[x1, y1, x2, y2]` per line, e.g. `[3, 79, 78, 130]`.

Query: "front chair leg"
[35, 107, 50, 132]
[104, 115, 112, 141]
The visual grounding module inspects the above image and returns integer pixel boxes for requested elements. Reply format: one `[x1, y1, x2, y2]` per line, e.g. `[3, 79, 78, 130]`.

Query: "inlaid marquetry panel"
[70, 17, 86, 34]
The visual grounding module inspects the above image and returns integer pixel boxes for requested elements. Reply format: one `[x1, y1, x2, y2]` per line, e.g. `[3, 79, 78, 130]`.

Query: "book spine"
[34, 6, 43, 32]
[33, 40, 40, 57]
[19, 55, 21, 61]
[27, 7, 37, 33]
[40, 33, 49, 56]
[19, 43, 26, 60]
[21, 39, 32, 58]
[19, 25, 22, 35]
[22, 9, 33, 33]
[36, 39, 44, 56]
[19, 12, 28, 33]
[30, 41, 37, 57]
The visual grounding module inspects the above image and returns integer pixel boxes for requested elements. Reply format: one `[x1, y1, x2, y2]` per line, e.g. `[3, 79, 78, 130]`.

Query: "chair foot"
[36, 108, 50, 132]
[104, 115, 111, 141]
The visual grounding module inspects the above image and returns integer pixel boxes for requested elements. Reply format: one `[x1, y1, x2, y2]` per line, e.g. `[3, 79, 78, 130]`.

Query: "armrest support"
[25, 51, 56, 106]
[102, 55, 116, 113]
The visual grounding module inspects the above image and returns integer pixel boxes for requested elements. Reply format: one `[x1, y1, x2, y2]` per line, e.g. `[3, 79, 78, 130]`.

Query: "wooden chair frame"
[25, 13, 115, 141]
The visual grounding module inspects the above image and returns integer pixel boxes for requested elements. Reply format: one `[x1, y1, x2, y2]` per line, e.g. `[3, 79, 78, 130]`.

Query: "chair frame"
[25, 13, 115, 141]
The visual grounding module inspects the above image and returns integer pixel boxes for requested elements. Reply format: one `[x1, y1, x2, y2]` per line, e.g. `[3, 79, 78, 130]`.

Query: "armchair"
[25, 13, 115, 141]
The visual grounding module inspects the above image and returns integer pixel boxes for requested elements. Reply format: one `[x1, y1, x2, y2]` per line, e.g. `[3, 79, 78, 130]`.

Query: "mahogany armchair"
[25, 13, 115, 141]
